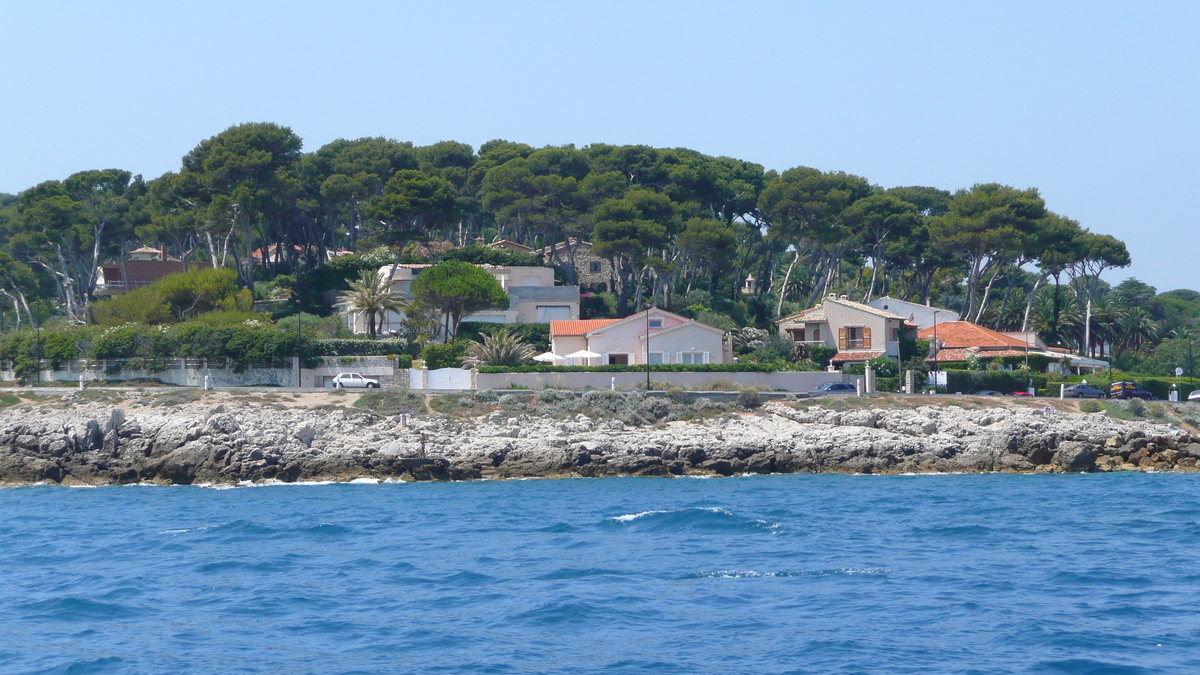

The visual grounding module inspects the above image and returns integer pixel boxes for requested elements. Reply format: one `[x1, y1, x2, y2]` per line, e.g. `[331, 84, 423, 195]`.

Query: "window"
[589, 261, 602, 273]
[647, 352, 666, 365]
[648, 318, 662, 329]
[537, 306, 572, 322]
[839, 326, 871, 349]
[680, 352, 704, 364]
[890, 327, 899, 341]
[787, 328, 805, 342]
[608, 353, 629, 365]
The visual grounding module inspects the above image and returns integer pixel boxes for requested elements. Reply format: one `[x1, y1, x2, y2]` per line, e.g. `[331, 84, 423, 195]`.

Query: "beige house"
[778, 294, 917, 367]
[342, 263, 580, 334]
[550, 308, 731, 365]
[536, 238, 614, 291]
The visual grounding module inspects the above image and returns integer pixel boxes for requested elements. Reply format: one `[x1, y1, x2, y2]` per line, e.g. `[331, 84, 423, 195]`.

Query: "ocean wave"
[684, 568, 890, 579]
[603, 507, 783, 533]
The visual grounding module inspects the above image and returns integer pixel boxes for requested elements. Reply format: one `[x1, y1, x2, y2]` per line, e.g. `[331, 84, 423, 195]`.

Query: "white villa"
[866, 296, 959, 330]
[342, 263, 580, 334]
[778, 294, 920, 368]
[549, 308, 732, 366]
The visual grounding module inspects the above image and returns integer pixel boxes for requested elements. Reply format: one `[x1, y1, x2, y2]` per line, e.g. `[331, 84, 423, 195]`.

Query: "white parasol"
[533, 352, 566, 363]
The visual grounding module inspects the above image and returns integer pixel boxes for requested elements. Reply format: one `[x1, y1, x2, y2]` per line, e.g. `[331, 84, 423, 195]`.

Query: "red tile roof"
[831, 351, 886, 363]
[550, 319, 620, 336]
[917, 321, 1028, 349]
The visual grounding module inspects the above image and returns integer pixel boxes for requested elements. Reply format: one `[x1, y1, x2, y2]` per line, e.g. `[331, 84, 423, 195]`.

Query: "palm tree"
[461, 329, 536, 367]
[337, 269, 406, 339]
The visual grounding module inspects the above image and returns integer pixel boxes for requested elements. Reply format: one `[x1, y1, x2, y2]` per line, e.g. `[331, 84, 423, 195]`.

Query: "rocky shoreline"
[1, 391, 1196, 486]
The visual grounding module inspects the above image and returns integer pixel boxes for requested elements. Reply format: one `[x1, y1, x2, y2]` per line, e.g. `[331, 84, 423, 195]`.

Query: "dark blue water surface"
[3, 474, 1200, 674]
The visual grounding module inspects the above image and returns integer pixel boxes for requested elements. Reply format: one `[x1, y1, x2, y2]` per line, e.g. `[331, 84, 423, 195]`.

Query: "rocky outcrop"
[0, 398, 1189, 485]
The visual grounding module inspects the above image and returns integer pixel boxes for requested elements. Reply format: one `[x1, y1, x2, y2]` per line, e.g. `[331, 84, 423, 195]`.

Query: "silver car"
[332, 372, 380, 389]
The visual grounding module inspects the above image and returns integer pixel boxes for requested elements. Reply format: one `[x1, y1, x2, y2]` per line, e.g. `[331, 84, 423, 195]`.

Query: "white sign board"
[926, 371, 947, 387]
[1176, 367, 1184, 377]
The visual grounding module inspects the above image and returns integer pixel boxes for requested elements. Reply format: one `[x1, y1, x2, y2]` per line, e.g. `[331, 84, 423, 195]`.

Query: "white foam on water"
[610, 510, 666, 522]
[348, 477, 380, 484]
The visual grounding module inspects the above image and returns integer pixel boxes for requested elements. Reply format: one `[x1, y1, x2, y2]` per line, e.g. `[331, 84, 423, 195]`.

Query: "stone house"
[536, 238, 614, 291]
[550, 308, 731, 365]
[777, 294, 918, 368]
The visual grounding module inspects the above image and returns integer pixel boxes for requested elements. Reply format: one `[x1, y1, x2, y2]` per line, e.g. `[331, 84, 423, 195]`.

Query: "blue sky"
[1, 2, 1196, 291]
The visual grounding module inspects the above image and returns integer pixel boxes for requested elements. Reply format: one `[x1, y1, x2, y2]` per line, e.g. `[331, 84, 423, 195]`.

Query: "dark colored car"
[1110, 381, 1152, 400]
[814, 382, 858, 393]
[974, 390, 1003, 396]
[1063, 384, 1107, 399]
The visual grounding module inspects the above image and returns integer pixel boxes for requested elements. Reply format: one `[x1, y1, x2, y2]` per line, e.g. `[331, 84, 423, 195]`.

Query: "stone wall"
[476, 370, 857, 392]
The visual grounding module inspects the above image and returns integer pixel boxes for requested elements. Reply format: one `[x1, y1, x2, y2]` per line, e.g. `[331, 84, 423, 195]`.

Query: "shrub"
[1127, 397, 1147, 417]
[666, 387, 689, 404]
[461, 329, 536, 367]
[736, 387, 762, 409]
[1145, 401, 1168, 418]
[537, 388, 574, 404]
[867, 356, 899, 378]
[1079, 400, 1103, 413]
[808, 345, 837, 369]
[421, 341, 468, 370]
[474, 389, 498, 403]
[310, 338, 407, 356]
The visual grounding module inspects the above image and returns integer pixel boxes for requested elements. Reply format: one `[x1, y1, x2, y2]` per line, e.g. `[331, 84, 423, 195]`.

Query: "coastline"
[0, 389, 1195, 487]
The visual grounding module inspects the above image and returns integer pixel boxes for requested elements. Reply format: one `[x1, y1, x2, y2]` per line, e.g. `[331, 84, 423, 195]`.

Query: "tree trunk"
[1021, 275, 1044, 332]
[775, 249, 801, 318]
[973, 266, 1003, 323]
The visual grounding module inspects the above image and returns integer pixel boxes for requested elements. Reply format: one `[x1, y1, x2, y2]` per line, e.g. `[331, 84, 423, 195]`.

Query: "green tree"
[461, 328, 536, 367]
[337, 268, 407, 339]
[409, 260, 508, 339]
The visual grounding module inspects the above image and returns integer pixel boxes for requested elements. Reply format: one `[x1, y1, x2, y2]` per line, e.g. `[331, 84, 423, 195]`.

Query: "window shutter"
[838, 328, 847, 350]
[862, 326, 871, 349]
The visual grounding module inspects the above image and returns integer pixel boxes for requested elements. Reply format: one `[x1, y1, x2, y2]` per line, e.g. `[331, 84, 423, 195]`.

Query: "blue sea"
[3, 475, 1200, 674]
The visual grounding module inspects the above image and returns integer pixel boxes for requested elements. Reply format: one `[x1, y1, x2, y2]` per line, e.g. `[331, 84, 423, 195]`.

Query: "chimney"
[840, 295, 848, 300]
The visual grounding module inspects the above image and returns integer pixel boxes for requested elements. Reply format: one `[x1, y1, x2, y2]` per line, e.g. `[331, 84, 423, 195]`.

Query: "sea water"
[2, 474, 1200, 674]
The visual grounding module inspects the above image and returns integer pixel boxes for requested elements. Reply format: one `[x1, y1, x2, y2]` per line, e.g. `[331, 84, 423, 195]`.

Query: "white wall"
[477, 370, 856, 392]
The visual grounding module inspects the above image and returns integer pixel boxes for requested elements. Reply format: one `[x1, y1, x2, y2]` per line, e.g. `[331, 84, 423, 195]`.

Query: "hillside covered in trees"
[0, 121, 1197, 377]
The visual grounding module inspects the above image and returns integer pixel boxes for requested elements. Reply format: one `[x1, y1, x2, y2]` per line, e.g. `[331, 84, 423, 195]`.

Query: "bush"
[311, 338, 408, 356]
[876, 376, 900, 392]
[1127, 397, 1147, 417]
[536, 388, 574, 404]
[944, 370, 1046, 395]
[808, 345, 837, 369]
[421, 341, 468, 370]
[1079, 400, 1103, 413]
[736, 387, 762, 409]
[666, 387, 689, 404]
[353, 390, 425, 416]
[867, 356, 899, 378]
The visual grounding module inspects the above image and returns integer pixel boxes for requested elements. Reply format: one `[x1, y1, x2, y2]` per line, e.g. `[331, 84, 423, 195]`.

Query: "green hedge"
[875, 376, 900, 392]
[310, 338, 407, 356]
[477, 363, 781, 374]
[944, 370, 1047, 394]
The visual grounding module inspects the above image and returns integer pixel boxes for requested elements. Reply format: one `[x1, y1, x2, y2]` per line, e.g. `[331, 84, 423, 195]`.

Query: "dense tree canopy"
[3, 122, 1197, 378]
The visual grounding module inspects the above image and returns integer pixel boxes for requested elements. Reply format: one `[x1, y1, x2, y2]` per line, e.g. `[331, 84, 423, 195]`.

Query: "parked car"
[1010, 391, 1035, 397]
[1063, 384, 1107, 399]
[332, 372, 380, 389]
[814, 382, 857, 393]
[1109, 381, 1152, 400]
[973, 390, 1003, 396]
[1189, 390, 1200, 402]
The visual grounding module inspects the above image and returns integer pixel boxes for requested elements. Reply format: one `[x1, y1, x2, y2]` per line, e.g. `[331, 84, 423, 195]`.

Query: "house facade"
[866, 296, 958, 330]
[778, 294, 916, 367]
[343, 263, 580, 335]
[550, 308, 731, 365]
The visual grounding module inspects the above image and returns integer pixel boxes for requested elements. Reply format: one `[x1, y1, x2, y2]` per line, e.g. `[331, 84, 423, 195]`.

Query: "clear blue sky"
[1, 2, 1196, 291]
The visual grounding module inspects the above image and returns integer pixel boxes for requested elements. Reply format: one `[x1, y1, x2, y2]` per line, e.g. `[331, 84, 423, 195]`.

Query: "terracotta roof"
[918, 321, 1028, 349]
[550, 319, 620, 336]
[831, 351, 885, 363]
[926, 347, 1033, 363]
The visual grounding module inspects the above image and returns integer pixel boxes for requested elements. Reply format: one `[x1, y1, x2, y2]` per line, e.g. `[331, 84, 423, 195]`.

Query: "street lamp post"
[645, 305, 652, 390]
[296, 312, 302, 389]
[931, 310, 939, 392]
[35, 321, 42, 388]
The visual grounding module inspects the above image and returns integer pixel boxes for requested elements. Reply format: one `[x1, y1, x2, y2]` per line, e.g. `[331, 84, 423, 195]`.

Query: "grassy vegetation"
[353, 390, 427, 416]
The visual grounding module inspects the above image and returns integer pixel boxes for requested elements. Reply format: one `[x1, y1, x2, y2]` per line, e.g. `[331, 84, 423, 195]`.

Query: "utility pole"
[645, 305, 652, 390]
